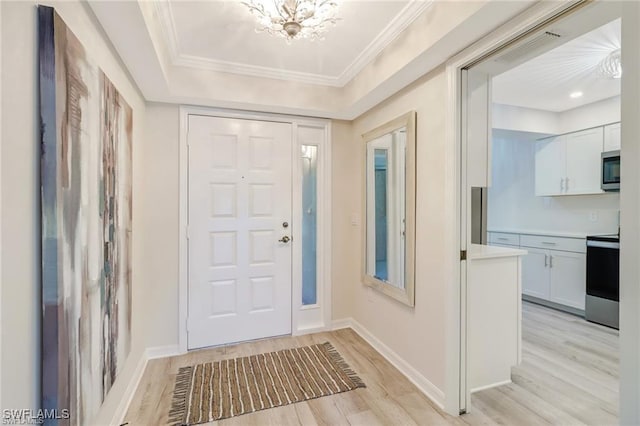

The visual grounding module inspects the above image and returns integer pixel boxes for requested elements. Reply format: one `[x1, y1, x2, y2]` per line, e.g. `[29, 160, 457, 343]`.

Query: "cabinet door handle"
[544, 254, 548, 267]
[565, 177, 569, 191]
[497, 237, 509, 241]
[560, 178, 564, 191]
[549, 255, 553, 268]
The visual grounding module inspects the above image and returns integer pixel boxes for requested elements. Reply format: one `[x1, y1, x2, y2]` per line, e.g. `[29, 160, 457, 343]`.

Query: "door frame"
[178, 106, 332, 352]
[442, 0, 594, 415]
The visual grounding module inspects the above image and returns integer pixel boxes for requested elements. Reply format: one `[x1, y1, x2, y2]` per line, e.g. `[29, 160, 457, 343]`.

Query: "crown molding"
[153, 0, 433, 88]
[337, 1, 433, 85]
[173, 53, 345, 86]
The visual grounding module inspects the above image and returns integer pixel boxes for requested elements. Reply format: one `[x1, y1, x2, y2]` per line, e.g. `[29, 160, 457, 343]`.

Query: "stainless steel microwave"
[602, 150, 620, 191]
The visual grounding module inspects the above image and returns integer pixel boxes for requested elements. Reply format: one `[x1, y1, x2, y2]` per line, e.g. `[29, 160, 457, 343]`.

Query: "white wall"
[493, 96, 621, 136]
[138, 103, 180, 349]
[620, 2, 640, 423]
[493, 103, 560, 134]
[488, 132, 620, 235]
[345, 68, 450, 402]
[0, 2, 147, 424]
[560, 95, 620, 133]
[331, 121, 358, 321]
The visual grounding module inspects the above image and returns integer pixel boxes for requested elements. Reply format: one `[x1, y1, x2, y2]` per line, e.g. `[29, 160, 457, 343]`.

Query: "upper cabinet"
[535, 136, 566, 196]
[604, 122, 621, 151]
[535, 127, 605, 196]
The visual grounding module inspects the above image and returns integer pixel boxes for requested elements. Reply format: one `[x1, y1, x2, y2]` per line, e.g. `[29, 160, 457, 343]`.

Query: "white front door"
[187, 115, 293, 349]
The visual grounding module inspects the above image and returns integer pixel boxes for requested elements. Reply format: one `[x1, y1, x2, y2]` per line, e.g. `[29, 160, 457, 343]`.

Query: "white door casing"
[187, 115, 293, 349]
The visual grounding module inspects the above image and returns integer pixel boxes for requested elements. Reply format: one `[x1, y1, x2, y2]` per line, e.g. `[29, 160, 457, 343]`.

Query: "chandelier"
[243, 0, 339, 41]
[598, 48, 622, 79]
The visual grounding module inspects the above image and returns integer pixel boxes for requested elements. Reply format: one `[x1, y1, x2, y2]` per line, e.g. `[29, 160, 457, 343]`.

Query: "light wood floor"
[125, 302, 618, 425]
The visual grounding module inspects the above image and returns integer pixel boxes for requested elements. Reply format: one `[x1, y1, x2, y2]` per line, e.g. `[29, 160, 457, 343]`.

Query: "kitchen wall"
[0, 2, 147, 424]
[488, 131, 620, 235]
[488, 96, 621, 236]
[493, 95, 620, 135]
[561, 95, 620, 133]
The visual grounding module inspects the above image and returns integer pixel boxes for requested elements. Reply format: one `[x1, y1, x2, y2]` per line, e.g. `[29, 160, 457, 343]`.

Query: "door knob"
[279, 236, 291, 243]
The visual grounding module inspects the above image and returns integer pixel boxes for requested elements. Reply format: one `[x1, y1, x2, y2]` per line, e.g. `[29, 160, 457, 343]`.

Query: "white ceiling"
[492, 18, 621, 112]
[157, 0, 430, 86]
[88, 0, 536, 118]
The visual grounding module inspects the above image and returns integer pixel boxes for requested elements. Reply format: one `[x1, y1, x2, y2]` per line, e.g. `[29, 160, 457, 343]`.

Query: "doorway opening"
[457, 2, 623, 422]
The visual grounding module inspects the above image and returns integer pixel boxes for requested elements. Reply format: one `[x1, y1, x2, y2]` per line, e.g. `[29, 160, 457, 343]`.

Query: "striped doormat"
[168, 342, 365, 425]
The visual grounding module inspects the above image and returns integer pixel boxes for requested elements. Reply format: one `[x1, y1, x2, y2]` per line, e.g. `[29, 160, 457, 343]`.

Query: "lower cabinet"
[521, 248, 550, 300]
[548, 251, 586, 310]
[490, 231, 586, 312]
[520, 247, 586, 311]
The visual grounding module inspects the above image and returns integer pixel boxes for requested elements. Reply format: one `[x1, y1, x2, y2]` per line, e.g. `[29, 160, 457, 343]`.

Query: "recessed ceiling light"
[570, 91, 583, 99]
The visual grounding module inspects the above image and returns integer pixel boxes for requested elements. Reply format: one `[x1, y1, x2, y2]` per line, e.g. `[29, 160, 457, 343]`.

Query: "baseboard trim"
[332, 317, 446, 409]
[294, 325, 330, 336]
[146, 344, 182, 360]
[112, 353, 148, 426]
[470, 379, 512, 394]
[112, 345, 184, 425]
[331, 318, 353, 330]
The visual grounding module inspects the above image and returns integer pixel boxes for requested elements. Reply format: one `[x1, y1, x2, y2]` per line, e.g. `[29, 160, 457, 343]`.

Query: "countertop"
[487, 228, 616, 239]
[468, 243, 527, 260]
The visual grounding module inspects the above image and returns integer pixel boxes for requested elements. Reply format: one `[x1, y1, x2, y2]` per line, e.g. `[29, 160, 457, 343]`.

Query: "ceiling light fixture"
[243, 0, 339, 42]
[598, 48, 622, 79]
[570, 91, 583, 99]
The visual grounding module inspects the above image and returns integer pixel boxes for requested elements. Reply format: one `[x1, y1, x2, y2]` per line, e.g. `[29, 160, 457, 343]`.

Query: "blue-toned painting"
[39, 6, 132, 425]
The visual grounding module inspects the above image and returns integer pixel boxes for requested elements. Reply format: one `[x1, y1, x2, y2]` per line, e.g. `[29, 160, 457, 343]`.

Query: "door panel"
[535, 136, 565, 196]
[521, 248, 550, 299]
[565, 127, 604, 195]
[549, 251, 586, 310]
[188, 115, 293, 349]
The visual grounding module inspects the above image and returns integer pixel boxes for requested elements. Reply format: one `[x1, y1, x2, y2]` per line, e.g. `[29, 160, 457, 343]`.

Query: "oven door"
[586, 240, 619, 301]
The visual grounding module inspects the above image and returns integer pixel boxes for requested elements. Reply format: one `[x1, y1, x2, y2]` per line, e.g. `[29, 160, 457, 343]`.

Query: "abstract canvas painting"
[39, 6, 132, 425]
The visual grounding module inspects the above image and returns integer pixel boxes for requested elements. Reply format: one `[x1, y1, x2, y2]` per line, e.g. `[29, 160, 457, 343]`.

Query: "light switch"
[350, 213, 358, 226]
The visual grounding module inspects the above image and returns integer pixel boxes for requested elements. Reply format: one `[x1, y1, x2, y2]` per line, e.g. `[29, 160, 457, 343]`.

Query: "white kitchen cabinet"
[521, 248, 550, 300]
[549, 251, 586, 310]
[535, 136, 566, 196]
[535, 127, 604, 196]
[518, 233, 586, 312]
[565, 127, 604, 195]
[488, 231, 519, 247]
[603, 122, 621, 151]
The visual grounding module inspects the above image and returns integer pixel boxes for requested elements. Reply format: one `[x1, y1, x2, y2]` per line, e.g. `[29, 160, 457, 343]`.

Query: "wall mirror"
[363, 111, 416, 307]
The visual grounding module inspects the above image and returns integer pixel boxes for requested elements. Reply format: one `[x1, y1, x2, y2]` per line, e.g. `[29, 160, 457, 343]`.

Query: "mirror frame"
[362, 111, 416, 307]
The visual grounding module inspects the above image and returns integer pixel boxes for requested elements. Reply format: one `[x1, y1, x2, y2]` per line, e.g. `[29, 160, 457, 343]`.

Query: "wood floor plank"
[125, 302, 618, 426]
[346, 409, 385, 426]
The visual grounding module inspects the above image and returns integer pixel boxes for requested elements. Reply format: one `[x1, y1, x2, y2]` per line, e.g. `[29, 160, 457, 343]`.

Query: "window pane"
[302, 145, 318, 305]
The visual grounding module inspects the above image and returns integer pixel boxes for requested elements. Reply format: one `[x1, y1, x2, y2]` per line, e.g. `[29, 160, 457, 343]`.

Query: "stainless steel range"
[585, 234, 619, 329]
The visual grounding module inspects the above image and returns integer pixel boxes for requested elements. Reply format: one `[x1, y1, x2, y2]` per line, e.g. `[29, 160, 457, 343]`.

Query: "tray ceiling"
[155, 0, 431, 86]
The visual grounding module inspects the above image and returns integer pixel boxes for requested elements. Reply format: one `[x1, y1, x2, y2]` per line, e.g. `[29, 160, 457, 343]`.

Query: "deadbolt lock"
[282, 221, 289, 228]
